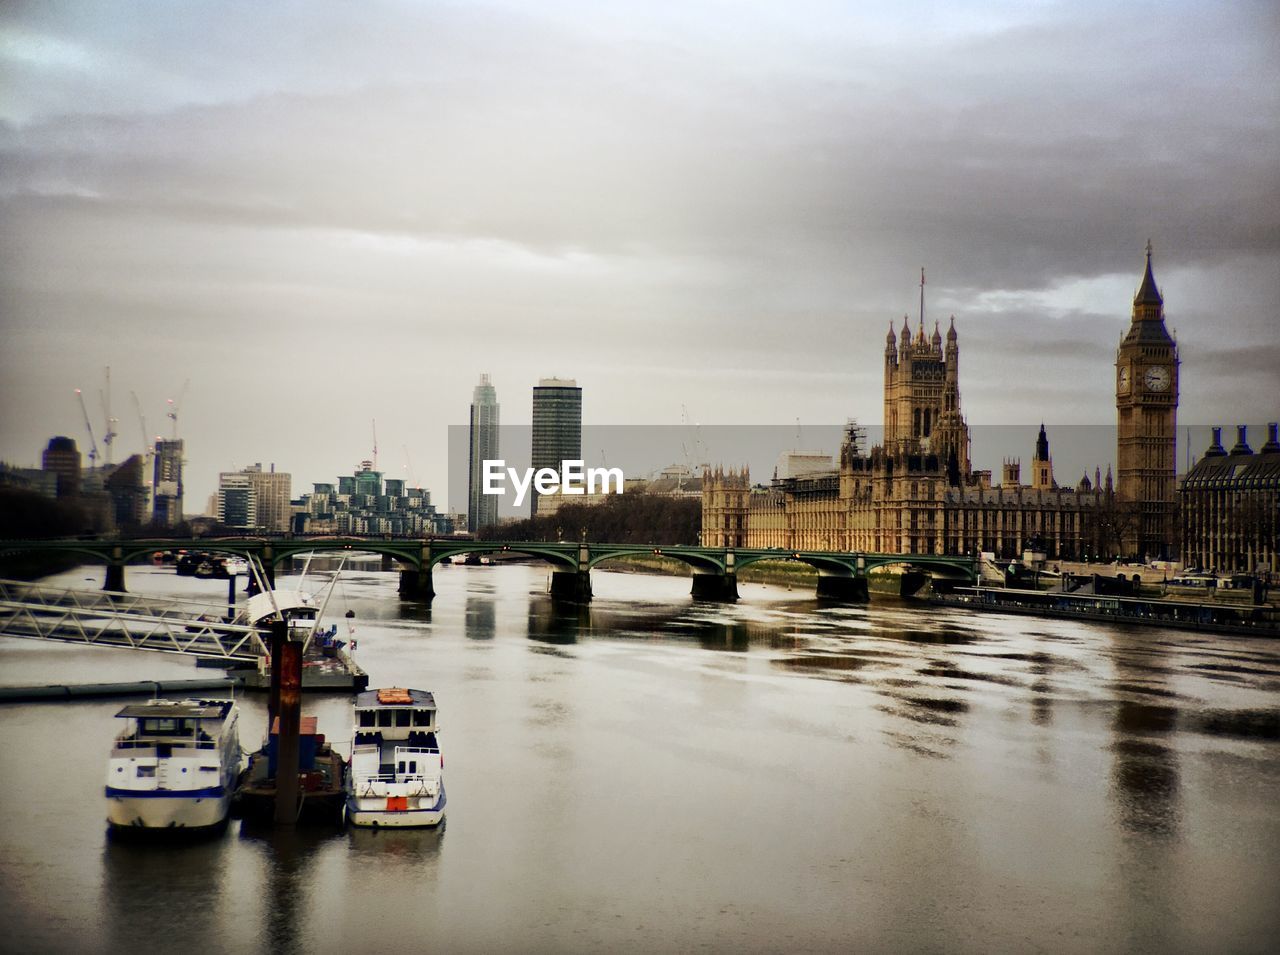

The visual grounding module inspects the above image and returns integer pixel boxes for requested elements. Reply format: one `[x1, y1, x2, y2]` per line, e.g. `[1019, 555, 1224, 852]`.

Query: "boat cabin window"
[358, 711, 376, 727]
[141, 718, 192, 736]
[413, 711, 432, 727]
[396, 710, 411, 727]
[397, 760, 418, 774]
[378, 711, 394, 727]
[137, 766, 156, 778]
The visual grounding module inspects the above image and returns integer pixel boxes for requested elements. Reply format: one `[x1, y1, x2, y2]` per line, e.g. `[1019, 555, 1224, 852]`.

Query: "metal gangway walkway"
[0, 579, 267, 661]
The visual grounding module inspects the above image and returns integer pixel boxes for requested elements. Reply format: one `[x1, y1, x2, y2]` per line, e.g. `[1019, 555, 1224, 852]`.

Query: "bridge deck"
[0, 579, 267, 660]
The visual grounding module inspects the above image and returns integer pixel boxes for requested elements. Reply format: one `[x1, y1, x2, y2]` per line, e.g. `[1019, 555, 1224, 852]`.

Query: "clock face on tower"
[1118, 367, 1130, 393]
[1143, 366, 1171, 392]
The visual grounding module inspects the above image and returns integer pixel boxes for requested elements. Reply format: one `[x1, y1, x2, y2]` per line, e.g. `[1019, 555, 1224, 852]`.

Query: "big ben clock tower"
[1116, 241, 1179, 559]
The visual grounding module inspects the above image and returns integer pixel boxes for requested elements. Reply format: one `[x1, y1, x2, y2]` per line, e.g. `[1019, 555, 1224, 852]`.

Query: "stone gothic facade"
[704, 252, 1176, 560]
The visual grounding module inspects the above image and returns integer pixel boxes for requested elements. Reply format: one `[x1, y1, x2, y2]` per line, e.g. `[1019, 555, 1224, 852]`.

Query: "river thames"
[1, 562, 1277, 953]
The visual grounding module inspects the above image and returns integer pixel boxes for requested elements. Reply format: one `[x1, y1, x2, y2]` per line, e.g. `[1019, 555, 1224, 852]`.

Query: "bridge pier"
[399, 566, 435, 603]
[900, 570, 929, 597]
[550, 570, 592, 604]
[103, 561, 126, 594]
[691, 572, 738, 602]
[815, 574, 869, 603]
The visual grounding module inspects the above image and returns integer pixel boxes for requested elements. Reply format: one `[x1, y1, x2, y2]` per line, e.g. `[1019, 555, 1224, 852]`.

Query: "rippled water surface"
[2, 563, 1278, 953]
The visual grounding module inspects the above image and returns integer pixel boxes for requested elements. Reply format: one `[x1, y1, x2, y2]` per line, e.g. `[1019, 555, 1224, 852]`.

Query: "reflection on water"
[3, 563, 1279, 953]
[465, 596, 496, 641]
[1111, 701, 1181, 836]
[101, 836, 229, 953]
[346, 823, 445, 866]
[527, 597, 586, 644]
[238, 824, 345, 955]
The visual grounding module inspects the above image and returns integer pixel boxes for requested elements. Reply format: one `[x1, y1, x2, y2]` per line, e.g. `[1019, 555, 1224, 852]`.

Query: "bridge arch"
[424, 541, 578, 571]
[858, 554, 977, 597]
[585, 545, 727, 575]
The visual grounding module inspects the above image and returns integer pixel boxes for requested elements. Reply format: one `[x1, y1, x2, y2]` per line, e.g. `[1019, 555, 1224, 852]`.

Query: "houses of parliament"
[703, 246, 1180, 561]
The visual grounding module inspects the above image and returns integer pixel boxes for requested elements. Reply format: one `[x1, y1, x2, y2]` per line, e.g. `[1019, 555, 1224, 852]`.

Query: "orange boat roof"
[376, 687, 414, 705]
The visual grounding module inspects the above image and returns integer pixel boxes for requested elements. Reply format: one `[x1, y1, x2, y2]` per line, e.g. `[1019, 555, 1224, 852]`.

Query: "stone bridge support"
[689, 548, 738, 601]
[550, 541, 593, 604]
[900, 570, 929, 597]
[815, 573, 869, 602]
[691, 571, 738, 601]
[399, 566, 435, 602]
[103, 555, 126, 594]
[550, 570, 593, 603]
[398, 545, 435, 603]
[260, 545, 276, 590]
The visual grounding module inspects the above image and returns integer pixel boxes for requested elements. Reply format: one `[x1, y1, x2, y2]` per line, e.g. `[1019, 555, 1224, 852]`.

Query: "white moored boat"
[345, 687, 445, 828]
[105, 698, 242, 833]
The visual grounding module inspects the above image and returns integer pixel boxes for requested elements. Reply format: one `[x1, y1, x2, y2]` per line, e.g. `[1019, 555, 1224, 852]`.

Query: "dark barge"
[233, 715, 346, 825]
[934, 586, 1280, 637]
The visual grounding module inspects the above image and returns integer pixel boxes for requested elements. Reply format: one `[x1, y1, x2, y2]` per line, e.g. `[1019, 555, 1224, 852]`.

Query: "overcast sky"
[2, 0, 1277, 512]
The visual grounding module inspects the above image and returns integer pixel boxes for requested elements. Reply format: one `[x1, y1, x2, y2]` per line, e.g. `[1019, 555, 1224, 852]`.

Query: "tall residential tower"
[467, 374, 500, 532]
[152, 438, 184, 527]
[531, 378, 582, 516]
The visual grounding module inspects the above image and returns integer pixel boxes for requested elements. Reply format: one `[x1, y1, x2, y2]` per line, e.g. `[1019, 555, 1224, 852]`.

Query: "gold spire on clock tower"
[1115, 241, 1179, 559]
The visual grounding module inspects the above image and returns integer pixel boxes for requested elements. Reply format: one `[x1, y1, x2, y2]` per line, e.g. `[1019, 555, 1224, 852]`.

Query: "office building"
[217, 463, 291, 532]
[217, 474, 257, 529]
[41, 436, 81, 499]
[531, 377, 582, 517]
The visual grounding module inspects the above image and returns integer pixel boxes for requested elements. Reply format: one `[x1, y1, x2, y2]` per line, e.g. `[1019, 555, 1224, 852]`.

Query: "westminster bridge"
[0, 536, 979, 604]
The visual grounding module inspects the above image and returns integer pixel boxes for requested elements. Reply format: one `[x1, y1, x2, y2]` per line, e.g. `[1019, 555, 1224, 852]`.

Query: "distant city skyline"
[1, 1, 1277, 509]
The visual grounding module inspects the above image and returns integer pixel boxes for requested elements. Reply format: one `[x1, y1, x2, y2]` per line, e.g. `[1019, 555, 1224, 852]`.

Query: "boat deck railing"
[354, 772, 440, 797]
[114, 738, 219, 750]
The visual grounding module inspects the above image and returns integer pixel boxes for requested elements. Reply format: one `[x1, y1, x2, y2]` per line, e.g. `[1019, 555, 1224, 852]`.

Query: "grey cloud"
[1, 1, 1277, 506]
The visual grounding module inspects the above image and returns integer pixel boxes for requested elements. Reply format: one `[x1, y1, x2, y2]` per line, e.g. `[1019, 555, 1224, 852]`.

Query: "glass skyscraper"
[531, 377, 582, 517]
[467, 374, 500, 532]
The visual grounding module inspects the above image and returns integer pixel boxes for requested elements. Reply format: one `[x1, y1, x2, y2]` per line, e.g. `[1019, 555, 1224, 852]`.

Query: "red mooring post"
[267, 619, 284, 732]
[273, 620, 303, 826]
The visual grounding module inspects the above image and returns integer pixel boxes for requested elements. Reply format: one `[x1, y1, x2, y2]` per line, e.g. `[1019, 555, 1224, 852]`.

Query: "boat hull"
[346, 787, 446, 828]
[105, 789, 231, 831]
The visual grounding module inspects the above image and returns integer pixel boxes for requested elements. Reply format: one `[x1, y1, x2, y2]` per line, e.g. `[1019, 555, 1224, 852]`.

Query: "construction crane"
[130, 391, 154, 491]
[402, 444, 419, 489]
[371, 419, 379, 472]
[99, 366, 119, 465]
[74, 389, 99, 467]
[166, 379, 190, 440]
